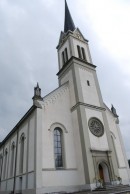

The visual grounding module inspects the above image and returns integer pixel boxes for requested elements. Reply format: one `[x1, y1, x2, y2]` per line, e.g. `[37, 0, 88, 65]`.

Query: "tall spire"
[64, 0, 75, 33]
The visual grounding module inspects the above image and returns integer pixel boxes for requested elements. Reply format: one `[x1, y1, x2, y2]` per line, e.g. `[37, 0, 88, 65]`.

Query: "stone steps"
[90, 185, 130, 194]
[72, 185, 130, 194]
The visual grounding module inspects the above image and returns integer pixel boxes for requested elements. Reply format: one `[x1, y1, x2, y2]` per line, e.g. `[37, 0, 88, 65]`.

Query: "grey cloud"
[0, 0, 63, 139]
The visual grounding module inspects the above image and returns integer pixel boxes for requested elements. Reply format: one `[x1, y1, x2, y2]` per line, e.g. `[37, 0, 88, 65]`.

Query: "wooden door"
[99, 164, 104, 182]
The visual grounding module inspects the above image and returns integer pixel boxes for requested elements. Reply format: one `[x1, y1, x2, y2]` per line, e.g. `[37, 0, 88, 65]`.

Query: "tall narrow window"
[10, 142, 15, 177]
[77, 45, 87, 61]
[65, 48, 68, 62]
[81, 47, 86, 60]
[62, 51, 65, 65]
[3, 149, 8, 180]
[0, 154, 3, 179]
[62, 48, 68, 65]
[77, 45, 82, 59]
[19, 134, 25, 174]
[87, 80, 90, 86]
[111, 135, 119, 167]
[54, 128, 63, 168]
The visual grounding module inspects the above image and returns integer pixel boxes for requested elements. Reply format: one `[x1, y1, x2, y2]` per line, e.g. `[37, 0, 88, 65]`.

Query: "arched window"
[54, 128, 63, 168]
[77, 45, 82, 59]
[62, 48, 68, 65]
[65, 48, 68, 62]
[19, 134, 25, 174]
[0, 154, 3, 179]
[3, 149, 8, 179]
[10, 142, 15, 177]
[111, 134, 119, 167]
[62, 51, 65, 65]
[81, 47, 86, 60]
[77, 45, 87, 61]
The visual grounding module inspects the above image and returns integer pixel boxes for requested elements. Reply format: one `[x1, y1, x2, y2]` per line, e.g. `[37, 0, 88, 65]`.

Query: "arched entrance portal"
[98, 162, 110, 184]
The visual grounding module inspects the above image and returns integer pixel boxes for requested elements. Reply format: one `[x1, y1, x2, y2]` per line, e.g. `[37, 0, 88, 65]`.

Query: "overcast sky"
[0, 0, 130, 159]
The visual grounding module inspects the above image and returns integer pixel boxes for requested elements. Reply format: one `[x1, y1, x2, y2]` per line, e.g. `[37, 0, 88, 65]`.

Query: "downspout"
[13, 129, 19, 194]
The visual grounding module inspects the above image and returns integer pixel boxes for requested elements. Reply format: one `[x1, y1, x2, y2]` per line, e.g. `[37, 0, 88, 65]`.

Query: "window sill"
[42, 168, 77, 171]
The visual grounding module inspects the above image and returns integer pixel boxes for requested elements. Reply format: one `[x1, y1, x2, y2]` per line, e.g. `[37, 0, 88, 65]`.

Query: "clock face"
[88, 118, 104, 137]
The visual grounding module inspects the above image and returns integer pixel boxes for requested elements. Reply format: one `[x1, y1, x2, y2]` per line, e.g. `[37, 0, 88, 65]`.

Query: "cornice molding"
[71, 102, 106, 112]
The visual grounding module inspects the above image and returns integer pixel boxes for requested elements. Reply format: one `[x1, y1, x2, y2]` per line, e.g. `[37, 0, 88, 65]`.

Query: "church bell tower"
[57, 0, 104, 108]
[56, 0, 120, 189]
[57, 0, 93, 72]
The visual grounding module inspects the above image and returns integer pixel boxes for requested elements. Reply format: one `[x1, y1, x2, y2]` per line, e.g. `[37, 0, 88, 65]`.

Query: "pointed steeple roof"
[64, 0, 75, 33]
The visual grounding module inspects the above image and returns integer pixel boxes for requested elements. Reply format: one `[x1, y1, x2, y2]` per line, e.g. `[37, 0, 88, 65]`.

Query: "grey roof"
[64, 0, 75, 33]
[0, 105, 37, 147]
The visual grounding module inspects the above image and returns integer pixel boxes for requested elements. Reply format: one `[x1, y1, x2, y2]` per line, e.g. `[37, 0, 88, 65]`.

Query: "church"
[0, 1, 130, 194]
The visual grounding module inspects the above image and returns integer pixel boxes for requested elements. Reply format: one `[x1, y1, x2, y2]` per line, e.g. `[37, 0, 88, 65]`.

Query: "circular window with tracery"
[88, 118, 104, 137]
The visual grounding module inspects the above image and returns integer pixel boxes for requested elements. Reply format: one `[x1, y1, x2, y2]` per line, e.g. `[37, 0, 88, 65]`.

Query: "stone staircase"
[90, 184, 130, 194]
[71, 185, 130, 194]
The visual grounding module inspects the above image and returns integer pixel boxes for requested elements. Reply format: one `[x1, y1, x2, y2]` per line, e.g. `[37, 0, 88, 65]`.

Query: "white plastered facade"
[0, 12, 130, 194]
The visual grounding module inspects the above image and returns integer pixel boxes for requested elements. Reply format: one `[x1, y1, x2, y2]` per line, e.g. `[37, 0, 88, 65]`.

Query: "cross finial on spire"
[64, 0, 75, 33]
[37, 82, 39, 88]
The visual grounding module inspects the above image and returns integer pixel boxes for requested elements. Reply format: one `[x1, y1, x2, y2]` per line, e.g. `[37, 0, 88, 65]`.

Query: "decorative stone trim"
[49, 123, 68, 133]
[71, 102, 106, 112]
[42, 168, 77, 171]
[88, 117, 104, 137]
[42, 83, 69, 109]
